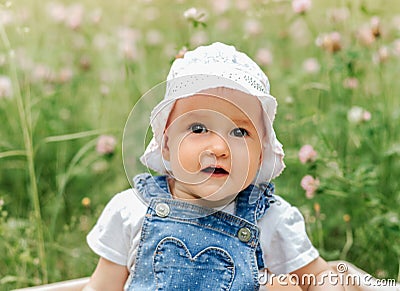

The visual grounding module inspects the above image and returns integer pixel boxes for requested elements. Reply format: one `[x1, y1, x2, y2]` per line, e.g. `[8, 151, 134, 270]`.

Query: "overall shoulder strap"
[234, 182, 276, 223]
[133, 173, 171, 203]
[234, 182, 277, 270]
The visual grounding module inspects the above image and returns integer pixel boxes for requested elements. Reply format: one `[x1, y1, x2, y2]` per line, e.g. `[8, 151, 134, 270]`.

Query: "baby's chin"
[189, 187, 241, 208]
[170, 175, 252, 207]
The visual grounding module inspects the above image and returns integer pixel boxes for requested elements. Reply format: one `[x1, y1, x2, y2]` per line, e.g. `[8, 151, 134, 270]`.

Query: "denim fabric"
[127, 173, 275, 290]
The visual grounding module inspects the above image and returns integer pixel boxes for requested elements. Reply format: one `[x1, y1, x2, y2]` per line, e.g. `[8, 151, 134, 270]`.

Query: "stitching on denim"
[158, 215, 259, 246]
[250, 248, 261, 291]
[153, 197, 259, 228]
[148, 199, 260, 247]
[153, 236, 235, 291]
[128, 208, 153, 283]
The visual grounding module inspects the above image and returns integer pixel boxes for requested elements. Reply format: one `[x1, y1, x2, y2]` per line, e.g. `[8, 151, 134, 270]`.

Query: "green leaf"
[0, 150, 26, 159]
[43, 129, 106, 143]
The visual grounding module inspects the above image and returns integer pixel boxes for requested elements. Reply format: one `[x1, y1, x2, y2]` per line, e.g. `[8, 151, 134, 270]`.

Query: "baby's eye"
[189, 123, 208, 134]
[230, 128, 249, 137]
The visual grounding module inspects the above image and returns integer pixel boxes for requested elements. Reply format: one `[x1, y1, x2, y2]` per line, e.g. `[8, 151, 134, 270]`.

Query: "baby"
[84, 42, 343, 290]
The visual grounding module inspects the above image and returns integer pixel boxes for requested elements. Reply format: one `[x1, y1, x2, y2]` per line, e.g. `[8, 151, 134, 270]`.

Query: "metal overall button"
[155, 203, 170, 218]
[237, 227, 252, 242]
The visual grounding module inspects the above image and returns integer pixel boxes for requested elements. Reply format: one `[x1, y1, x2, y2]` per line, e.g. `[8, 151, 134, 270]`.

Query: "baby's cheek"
[230, 142, 250, 163]
[177, 142, 201, 173]
[230, 145, 258, 178]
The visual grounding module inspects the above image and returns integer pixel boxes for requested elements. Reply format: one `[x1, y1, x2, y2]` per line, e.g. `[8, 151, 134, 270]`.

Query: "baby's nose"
[206, 133, 230, 158]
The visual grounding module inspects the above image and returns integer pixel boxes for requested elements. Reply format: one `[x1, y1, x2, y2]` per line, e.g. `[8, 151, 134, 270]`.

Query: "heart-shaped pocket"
[153, 237, 235, 290]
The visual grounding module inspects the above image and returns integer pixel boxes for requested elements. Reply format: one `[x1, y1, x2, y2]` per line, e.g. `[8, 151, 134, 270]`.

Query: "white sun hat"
[140, 42, 285, 183]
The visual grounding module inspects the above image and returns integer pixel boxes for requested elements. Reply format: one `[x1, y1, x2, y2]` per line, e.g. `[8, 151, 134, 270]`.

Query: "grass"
[0, 0, 399, 288]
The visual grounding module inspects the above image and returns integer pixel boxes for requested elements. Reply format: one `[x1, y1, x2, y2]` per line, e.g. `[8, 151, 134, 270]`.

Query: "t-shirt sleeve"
[86, 190, 136, 266]
[261, 198, 319, 274]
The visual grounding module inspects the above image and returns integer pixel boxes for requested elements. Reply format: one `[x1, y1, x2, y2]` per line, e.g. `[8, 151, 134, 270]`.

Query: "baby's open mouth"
[201, 166, 229, 175]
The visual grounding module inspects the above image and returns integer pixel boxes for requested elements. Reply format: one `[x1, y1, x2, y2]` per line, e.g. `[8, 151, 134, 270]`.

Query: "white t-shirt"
[87, 188, 319, 275]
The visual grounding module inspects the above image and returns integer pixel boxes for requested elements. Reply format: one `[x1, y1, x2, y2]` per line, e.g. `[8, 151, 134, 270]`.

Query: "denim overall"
[127, 173, 276, 291]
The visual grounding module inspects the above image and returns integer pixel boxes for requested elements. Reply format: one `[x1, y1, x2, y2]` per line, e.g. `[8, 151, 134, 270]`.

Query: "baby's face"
[163, 87, 265, 207]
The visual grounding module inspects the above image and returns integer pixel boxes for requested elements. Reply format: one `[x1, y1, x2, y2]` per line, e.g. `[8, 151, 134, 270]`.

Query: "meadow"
[0, 0, 399, 289]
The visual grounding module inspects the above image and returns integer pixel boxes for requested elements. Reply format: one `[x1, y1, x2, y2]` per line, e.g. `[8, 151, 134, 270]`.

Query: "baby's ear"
[161, 133, 170, 161]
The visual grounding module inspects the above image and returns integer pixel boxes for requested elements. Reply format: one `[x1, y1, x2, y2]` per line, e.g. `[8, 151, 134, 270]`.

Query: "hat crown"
[168, 42, 270, 94]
